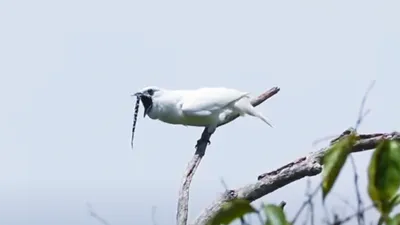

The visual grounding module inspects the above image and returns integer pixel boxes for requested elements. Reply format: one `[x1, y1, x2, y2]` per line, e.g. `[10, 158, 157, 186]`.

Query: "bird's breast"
[150, 96, 232, 127]
[156, 108, 218, 127]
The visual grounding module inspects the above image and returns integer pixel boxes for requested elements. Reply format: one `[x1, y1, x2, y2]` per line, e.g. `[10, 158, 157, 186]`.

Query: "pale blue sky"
[1, 0, 399, 224]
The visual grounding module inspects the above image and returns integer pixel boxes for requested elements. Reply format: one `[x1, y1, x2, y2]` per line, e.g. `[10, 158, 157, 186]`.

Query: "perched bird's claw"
[195, 138, 211, 148]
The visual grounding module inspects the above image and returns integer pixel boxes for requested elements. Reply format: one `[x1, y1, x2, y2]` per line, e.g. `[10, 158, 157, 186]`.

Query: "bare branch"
[334, 204, 375, 225]
[349, 155, 365, 225]
[151, 206, 158, 225]
[176, 87, 281, 225]
[192, 131, 400, 225]
[355, 80, 375, 130]
[306, 180, 315, 225]
[292, 181, 321, 224]
[87, 203, 111, 225]
[330, 192, 357, 212]
[255, 205, 265, 225]
[350, 80, 375, 225]
[311, 80, 375, 148]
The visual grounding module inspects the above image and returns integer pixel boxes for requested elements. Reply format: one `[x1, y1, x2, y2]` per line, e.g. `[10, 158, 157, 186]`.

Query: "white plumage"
[133, 86, 272, 135]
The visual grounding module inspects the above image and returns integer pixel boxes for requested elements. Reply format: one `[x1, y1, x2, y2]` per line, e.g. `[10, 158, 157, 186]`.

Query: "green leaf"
[387, 214, 400, 225]
[392, 193, 400, 206]
[368, 140, 400, 214]
[264, 204, 289, 225]
[388, 194, 400, 213]
[208, 199, 256, 225]
[322, 133, 357, 201]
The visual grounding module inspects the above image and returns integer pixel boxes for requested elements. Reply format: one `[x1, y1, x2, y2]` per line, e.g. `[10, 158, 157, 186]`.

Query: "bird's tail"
[233, 96, 273, 127]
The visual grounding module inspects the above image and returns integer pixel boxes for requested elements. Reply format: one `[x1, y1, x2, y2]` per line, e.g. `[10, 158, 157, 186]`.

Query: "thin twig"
[292, 182, 321, 224]
[240, 217, 249, 225]
[246, 213, 253, 225]
[349, 155, 365, 225]
[151, 206, 158, 225]
[322, 202, 332, 225]
[311, 80, 375, 148]
[256, 203, 266, 225]
[87, 203, 111, 225]
[300, 180, 313, 225]
[307, 180, 315, 225]
[334, 205, 375, 225]
[355, 80, 375, 130]
[330, 192, 357, 212]
[220, 177, 230, 191]
[302, 208, 311, 225]
[350, 80, 375, 225]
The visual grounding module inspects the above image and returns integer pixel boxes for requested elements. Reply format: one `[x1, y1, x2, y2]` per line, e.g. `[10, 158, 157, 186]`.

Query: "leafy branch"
[193, 130, 400, 225]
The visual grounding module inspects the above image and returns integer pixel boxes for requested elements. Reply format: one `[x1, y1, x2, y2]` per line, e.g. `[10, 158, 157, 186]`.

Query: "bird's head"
[132, 86, 163, 117]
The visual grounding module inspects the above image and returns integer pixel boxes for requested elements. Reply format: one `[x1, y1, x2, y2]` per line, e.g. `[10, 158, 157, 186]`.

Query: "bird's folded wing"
[180, 87, 249, 115]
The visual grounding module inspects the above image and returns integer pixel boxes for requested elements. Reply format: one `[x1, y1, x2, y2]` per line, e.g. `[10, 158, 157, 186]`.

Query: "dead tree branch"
[87, 203, 111, 225]
[192, 131, 400, 225]
[176, 87, 281, 225]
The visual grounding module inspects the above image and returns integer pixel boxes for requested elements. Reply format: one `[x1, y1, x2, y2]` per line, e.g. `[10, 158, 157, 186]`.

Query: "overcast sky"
[1, 0, 399, 224]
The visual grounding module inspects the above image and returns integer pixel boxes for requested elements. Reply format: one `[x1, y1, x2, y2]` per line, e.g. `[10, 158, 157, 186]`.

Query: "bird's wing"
[180, 87, 249, 116]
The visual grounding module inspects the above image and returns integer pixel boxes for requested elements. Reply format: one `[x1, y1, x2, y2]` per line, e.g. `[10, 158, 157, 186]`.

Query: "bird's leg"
[196, 131, 211, 147]
[195, 126, 216, 148]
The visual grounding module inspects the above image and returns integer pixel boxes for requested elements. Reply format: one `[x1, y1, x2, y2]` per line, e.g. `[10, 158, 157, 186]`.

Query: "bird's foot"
[195, 138, 211, 148]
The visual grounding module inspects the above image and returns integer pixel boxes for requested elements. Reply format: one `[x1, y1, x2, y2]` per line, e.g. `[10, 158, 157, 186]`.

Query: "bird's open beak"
[143, 104, 152, 118]
[132, 92, 153, 118]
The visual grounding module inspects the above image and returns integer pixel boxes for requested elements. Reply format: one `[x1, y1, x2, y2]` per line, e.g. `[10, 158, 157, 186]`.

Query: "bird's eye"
[147, 89, 154, 96]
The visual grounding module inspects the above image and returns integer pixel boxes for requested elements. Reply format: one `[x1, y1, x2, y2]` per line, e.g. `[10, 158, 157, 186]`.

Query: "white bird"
[131, 86, 272, 146]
